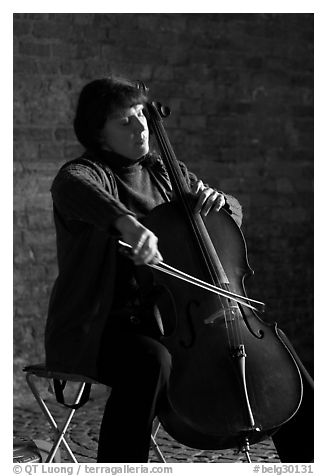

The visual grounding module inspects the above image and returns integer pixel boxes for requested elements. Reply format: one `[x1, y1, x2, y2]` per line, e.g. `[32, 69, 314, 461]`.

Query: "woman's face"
[100, 103, 149, 160]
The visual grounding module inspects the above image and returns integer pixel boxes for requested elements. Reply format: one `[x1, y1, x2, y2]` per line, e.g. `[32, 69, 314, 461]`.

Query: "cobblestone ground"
[13, 385, 280, 464]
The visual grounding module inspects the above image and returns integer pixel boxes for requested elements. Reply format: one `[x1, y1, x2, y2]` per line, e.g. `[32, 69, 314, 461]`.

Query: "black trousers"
[96, 319, 313, 463]
[96, 316, 172, 463]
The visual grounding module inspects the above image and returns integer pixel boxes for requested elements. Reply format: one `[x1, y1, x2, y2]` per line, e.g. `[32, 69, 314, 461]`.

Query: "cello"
[126, 85, 303, 459]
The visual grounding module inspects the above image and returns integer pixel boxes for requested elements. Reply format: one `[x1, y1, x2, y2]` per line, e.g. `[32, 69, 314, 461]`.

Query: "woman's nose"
[133, 116, 147, 133]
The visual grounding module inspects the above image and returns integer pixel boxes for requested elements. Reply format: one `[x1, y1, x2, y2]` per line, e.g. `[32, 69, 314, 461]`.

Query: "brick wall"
[13, 13, 313, 400]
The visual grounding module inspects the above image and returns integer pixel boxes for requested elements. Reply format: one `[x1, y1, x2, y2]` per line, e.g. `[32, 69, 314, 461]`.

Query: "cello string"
[221, 287, 245, 356]
[220, 283, 238, 350]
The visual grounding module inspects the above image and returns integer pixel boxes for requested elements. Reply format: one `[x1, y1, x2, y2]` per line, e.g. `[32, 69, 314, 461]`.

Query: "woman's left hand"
[191, 180, 226, 216]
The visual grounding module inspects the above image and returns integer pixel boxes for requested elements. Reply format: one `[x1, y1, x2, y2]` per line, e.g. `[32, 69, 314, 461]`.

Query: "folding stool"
[23, 364, 166, 463]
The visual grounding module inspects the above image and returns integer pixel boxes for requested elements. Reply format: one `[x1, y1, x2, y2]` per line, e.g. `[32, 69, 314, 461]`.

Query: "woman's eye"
[120, 118, 130, 126]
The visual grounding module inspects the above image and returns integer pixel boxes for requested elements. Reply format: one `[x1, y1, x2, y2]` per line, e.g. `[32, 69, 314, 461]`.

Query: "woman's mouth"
[136, 136, 147, 145]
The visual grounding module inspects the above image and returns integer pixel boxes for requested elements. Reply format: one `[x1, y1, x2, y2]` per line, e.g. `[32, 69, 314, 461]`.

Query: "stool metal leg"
[151, 419, 166, 463]
[45, 382, 87, 463]
[26, 373, 81, 463]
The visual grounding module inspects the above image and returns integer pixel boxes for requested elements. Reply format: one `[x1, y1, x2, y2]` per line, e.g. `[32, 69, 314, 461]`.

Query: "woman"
[45, 75, 312, 463]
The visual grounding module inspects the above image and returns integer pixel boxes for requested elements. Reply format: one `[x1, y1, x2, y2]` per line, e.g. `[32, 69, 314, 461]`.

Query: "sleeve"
[178, 160, 243, 228]
[51, 162, 136, 232]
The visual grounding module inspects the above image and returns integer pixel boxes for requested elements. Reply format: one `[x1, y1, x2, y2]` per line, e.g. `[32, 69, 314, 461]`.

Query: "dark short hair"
[73, 75, 148, 151]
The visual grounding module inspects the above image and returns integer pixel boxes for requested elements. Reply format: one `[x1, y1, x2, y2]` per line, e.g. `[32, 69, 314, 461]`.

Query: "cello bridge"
[204, 305, 240, 325]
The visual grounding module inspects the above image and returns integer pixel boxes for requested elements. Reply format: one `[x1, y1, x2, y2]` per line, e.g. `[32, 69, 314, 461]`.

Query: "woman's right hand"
[114, 215, 163, 265]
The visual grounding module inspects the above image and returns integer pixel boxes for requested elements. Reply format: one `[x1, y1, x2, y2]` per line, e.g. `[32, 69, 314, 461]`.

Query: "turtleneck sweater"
[102, 152, 171, 218]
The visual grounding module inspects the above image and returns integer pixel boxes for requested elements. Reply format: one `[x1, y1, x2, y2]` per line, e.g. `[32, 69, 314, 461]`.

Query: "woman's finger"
[195, 190, 226, 216]
[200, 191, 221, 216]
[133, 232, 148, 255]
[194, 188, 215, 213]
[191, 180, 204, 195]
[213, 194, 226, 212]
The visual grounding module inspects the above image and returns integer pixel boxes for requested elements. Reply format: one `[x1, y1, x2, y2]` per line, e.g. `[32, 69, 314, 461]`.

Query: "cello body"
[142, 201, 303, 450]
